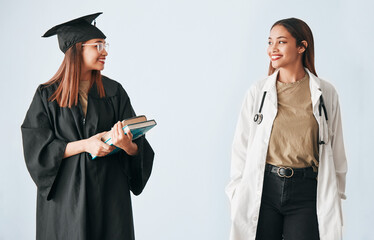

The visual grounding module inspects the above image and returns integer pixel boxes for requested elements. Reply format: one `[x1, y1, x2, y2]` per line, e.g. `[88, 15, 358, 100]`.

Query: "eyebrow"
[95, 40, 105, 43]
[268, 36, 288, 40]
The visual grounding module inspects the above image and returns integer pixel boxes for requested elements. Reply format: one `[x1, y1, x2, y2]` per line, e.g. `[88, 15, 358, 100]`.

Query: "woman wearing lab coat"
[226, 18, 347, 240]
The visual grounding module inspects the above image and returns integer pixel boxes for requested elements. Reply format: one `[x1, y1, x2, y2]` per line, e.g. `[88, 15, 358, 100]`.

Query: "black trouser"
[255, 164, 320, 240]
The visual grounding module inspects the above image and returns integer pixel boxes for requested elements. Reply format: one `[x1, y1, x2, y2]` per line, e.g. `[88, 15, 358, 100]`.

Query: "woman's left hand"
[111, 121, 139, 156]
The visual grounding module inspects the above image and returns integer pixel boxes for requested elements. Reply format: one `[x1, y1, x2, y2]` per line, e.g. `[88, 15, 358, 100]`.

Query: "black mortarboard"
[42, 12, 106, 53]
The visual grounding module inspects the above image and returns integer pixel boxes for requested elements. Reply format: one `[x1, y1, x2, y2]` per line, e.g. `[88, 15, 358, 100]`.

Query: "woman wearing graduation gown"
[21, 13, 154, 240]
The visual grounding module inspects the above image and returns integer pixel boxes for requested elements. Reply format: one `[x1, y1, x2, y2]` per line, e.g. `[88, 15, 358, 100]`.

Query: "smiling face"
[267, 25, 306, 70]
[81, 38, 108, 72]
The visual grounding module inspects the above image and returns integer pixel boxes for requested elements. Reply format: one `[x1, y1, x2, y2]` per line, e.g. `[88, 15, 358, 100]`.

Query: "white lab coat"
[226, 68, 347, 240]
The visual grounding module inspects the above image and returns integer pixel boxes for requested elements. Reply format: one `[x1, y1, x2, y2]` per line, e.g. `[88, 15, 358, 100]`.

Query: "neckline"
[276, 73, 308, 86]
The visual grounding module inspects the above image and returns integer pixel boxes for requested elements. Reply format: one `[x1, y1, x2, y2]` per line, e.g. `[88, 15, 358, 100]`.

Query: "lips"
[271, 55, 282, 61]
[98, 58, 106, 64]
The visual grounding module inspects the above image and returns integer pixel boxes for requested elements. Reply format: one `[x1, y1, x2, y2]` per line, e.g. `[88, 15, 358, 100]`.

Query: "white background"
[0, 0, 373, 239]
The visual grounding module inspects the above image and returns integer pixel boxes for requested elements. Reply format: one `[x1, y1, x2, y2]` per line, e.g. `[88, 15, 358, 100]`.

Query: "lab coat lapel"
[307, 68, 330, 147]
[262, 70, 278, 112]
[307, 68, 322, 110]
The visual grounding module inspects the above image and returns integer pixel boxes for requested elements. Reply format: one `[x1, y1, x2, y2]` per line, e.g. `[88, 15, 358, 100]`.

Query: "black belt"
[265, 164, 317, 179]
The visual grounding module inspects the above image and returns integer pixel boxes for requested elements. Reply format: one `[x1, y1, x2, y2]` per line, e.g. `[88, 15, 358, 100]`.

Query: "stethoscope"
[318, 95, 328, 144]
[253, 91, 267, 124]
[253, 91, 328, 144]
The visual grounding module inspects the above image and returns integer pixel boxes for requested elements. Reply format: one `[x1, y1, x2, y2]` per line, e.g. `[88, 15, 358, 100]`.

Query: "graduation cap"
[42, 12, 106, 53]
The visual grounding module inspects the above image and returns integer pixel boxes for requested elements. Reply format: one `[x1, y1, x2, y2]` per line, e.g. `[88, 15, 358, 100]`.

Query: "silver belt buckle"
[277, 167, 294, 178]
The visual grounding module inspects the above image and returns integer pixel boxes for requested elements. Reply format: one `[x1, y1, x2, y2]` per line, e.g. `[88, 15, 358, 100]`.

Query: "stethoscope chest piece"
[253, 91, 267, 125]
[254, 113, 263, 124]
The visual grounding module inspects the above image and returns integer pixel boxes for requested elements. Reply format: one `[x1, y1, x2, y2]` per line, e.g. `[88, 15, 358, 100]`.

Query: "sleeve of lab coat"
[225, 88, 255, 202]
[330, 94, 348, 200]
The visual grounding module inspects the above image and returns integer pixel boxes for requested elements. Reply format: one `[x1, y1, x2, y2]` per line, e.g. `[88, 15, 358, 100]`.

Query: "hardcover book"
[91, 116, 156, 159]
[100, 115, 147, 143]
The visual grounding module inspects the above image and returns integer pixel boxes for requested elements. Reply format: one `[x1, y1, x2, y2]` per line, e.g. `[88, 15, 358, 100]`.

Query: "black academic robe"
[21, 76, 154, 240]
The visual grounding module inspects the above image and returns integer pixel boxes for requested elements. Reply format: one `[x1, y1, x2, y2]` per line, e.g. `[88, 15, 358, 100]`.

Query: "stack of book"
[91, 115, 156, 159]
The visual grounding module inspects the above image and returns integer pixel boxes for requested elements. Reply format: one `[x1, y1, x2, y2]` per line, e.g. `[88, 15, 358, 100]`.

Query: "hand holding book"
[84, 132, 116, 157]
[111, 121, 139, 156]
[90, 115, 157, 159]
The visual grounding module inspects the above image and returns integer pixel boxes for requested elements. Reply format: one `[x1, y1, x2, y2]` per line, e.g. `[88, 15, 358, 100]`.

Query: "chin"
[271, 60, 287, 69]
[271, 62, 280, 69]
[93, 66, 104, 71]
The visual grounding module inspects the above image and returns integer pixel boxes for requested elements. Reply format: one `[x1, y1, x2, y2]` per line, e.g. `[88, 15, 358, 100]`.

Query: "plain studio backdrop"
[0, 0, 373, 239]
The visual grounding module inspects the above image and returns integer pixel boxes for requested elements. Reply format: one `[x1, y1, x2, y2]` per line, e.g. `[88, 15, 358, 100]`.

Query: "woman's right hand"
[84, 132, 116, 157]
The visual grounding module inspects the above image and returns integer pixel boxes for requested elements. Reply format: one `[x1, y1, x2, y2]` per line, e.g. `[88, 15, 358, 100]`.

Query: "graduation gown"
[21, 76, 154, 240]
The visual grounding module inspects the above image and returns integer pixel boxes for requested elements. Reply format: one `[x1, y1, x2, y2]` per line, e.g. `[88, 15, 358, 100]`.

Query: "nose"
[102, 48, 108, 56]
[270, 43, 278, 52]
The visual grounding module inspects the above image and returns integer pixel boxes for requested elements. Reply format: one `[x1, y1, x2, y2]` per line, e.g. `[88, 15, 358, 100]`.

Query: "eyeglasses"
[82, 42, 109, 53]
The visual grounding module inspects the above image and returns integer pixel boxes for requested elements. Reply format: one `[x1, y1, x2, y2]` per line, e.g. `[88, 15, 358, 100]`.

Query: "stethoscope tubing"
[253, 91, 329, 144]
[318, 95, 328, 121]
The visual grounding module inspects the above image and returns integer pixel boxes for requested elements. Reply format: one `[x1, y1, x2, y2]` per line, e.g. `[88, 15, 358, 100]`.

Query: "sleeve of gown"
[117, 85, 155, 196]
[21, 87, 67, 200]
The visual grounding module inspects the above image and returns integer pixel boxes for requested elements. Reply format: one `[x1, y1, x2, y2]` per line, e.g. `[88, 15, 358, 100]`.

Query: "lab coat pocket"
[337, 198, 344, 226]
[230, 183, 242, 221]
